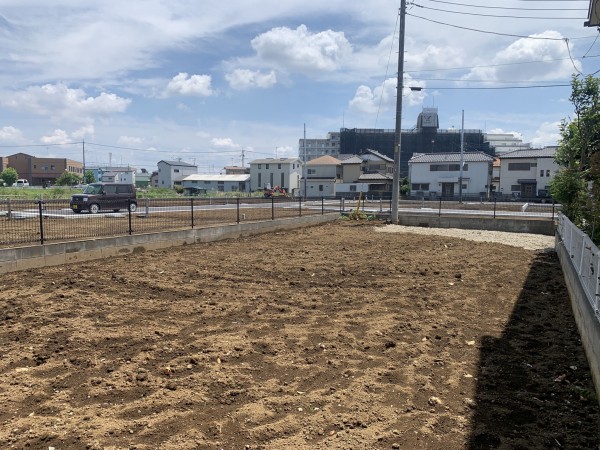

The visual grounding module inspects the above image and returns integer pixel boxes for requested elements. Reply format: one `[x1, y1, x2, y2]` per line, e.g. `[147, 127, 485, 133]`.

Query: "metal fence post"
[552, 200, 555, 221]
[190, 197, 195, 229]
[271, 197, 275, 220]
[128, 199, 133, 235]
[38, 200, 45, 244]
[438, 197, 442, 217]
[321, 197, 324, 215]
[299, 197, 302, 217]
[493, 197, 497, 219]
[341, 197, 345, 213]
[7, 198, 11, 220]
[237, 197, 240, 223]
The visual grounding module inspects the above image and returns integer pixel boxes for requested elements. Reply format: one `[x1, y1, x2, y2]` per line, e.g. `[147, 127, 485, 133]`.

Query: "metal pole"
[391, 0, 406, 224]
[303, 123, 307, 200]
[271, 197, 275, 220]
[237, 197, 240, 223]
[459, 110, 464, 203]
[128, 199, 133, 235]
[38, 200, 44, 245]
[190, 197, 195, 228]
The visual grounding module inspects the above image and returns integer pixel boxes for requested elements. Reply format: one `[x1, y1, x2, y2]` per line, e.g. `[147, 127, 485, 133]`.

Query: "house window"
[51, 165, 55, 170]
[258, 164, 262, 169]
[218, 185, 224, 192]
[319, 185, 323, 191]
[269, 173, 274, 187]
[349, 185, 357, 192]
[265, 164, 270, 169]
[430, 164, 460, 171]
[281, 173, 285, 187]
[411, 183, 430, 190]
[511, 184, 521, 191]
[546, 170, 550, 176]
[508, 162, 531, 171]
[278, 164, 281, 169]
[174, 169, 180, 173]
[540, 169, 544, 177]
[258, 173, 262, 187]
[308, 169, 316, 175]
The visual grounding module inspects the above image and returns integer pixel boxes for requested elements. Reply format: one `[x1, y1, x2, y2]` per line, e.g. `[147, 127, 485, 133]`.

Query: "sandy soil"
[0, 221, 598, 449]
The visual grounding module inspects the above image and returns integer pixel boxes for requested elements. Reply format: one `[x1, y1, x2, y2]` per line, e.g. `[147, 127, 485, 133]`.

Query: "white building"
[484, 133, 530, 155]
[298, 132, 340, 161]
[408, 152, 494, 199]
[249, 157, 303, 192]
[335, 151, 394, 196]
[181, 174, 250, 194]
[100, 168, 136, 184]
[498, 147, 559, 199]
[157, 160, 198, 188]
[301, 155, 341, 197]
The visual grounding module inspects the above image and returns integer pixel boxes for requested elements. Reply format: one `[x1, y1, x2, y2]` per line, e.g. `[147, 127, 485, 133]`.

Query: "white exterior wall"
[498, 157, 559, 196]
[157, 162, 197, 188]
[409, 161, 491, 197]
[335, 183, 369, 193]
[250, 159, 302, 191]
[182, 179, 250, 192]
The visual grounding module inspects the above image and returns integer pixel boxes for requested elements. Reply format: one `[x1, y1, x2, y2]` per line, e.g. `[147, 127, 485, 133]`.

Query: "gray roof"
[183, 174, 250, 182]
[358, 173, 393, 181]
[408, 152, 494, 164]
[499, 147, 557, 159]
[341, 156, 363, 164]
[159, 160, 197, 167]
[250, 157, 302, 164]
[365, 148, 394, 162]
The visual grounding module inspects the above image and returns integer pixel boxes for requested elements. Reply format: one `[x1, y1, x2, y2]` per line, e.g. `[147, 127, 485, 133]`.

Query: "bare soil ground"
[0, 221, 598, 449]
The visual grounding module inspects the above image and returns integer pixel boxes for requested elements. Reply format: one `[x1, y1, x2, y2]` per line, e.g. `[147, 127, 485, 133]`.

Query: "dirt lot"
[0, 221, 598, 449]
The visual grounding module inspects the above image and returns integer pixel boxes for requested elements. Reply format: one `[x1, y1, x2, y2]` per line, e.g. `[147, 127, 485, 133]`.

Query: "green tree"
[551, 75, 600, 243]
[84, 170, 96, 183]
[55, 171, 82, 186]
[0, 167, 19, 187]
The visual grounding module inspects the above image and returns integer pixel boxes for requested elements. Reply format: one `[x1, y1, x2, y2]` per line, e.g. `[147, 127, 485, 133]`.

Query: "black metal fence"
[0, 196, 335, 248]
[0, 195, 560, 249]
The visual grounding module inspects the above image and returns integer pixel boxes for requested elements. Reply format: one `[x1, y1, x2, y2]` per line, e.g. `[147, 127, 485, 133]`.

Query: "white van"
[13, 179, 29, 187]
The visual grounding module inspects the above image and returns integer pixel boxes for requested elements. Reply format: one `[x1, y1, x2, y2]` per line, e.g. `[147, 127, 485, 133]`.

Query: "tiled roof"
[358, 173, 393, 181]
[409, 152, 494, 163]
[365, 148, 394, 162]
[499, 147, 557, 159]
[341, 156, 363, 164]
[308, 155, 341, 165]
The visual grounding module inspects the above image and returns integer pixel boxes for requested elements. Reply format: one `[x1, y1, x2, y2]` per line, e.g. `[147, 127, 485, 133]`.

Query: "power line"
[412, 3, 585, 19]
[423, 0, 586, 11]
[414, 83, 570, 90]
[407, 12, 596, 40]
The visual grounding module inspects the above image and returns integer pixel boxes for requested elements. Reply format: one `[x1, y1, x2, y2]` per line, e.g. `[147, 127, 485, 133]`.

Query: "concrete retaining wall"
[555, 233, 600, 401]
[0, 213, 339, 274]
[396, 213, 555, 236]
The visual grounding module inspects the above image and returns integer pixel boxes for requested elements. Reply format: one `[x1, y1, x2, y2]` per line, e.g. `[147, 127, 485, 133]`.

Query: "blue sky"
[0, 0, 597, 172]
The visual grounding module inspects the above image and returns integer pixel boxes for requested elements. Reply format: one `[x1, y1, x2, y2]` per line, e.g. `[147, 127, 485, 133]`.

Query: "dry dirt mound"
[0, 221, 597, 449]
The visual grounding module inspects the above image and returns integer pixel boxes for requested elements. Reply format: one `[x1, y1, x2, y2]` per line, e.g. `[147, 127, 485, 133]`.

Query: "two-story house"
[181, 174, 251, 194]
[157, 160, 198, 188]
[498, 147, 558, 199]
[408, 152, 494, 199]
[249, 158, 302, 192]
[302, 155, 341, 197]
[335, 150, 394, 196]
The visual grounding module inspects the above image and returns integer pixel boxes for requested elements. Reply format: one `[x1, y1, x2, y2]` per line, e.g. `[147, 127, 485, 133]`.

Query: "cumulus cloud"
[0, 126, 25, 142]
[487, 128, 524, 140]
[464, 31, 577, 82]
[250, 24, 352, 73]
[349, 75, 426, 114]
[211, 137, 239, 149]
[118, 135, 144, 147]
[225, 69, 277, 90]
[40, 129, 72, 145]
[530, 121, 561, 147]
[0, 83, 130, 122]
[165, 73, 214, 97]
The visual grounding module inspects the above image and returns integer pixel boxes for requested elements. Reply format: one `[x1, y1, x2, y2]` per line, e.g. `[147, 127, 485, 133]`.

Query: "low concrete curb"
[0, 213, 339, 274]
[555, 233, 600, 403]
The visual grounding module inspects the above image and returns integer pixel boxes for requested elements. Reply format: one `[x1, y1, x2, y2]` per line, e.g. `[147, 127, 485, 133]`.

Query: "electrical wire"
[414, 83, 570, 90]
[407, 12, 596, 40]
[422, 0, 586, 11]
[413, 2, 585, 19]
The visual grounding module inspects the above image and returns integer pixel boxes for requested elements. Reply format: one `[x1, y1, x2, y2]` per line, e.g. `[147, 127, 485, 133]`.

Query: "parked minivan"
[13, 179, 29, 187]
[70, 182, 137, 214]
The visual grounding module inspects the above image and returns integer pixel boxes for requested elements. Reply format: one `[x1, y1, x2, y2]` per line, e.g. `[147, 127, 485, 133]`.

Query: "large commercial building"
[2, 153, 83, 186]
[339, 108, 492, 177]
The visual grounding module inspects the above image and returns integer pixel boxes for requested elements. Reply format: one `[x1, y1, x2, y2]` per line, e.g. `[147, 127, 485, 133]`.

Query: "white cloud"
[165, 73, 214, 97]
[487, 128, 524, 140]
[464, 31, 577, 82]
[0, 126, 24, 142]
[530, 121, 561, 147]
[251, 25, 352, 73]
[117, 135, 144, 147]
[40, 129, 72, 145]
[0, 83, 130, 122]
[226, 69, 277, 90]
[349, 75, 426, 114]
[71, 125, 95, 140]
[211, 137, 239, 149]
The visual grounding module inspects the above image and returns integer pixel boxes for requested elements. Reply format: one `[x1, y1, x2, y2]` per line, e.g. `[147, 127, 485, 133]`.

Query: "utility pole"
[241, 148, 246, 167]
[459, 110, 464, 203]
[391, 0, 406, 224]
[303, 124, 307, 199]
[82, 139, 86, 183]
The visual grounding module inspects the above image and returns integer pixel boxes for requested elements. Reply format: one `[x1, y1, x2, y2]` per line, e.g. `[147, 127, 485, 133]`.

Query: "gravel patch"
[375, 224, 555, 251]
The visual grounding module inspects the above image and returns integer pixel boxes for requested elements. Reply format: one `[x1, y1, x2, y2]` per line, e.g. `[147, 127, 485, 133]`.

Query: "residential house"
[181, 174, 251, 195]
[498, 147, 559, 199]
[150, 171, 159, 188]
[99, 168, 136, 184]
[301, 155, 341, 197]
[408, 152, 494, 199]
[249, 158, 302, 193]
[157, 160, 198, 188]
[336, 150, 394, 196]
[135, 169, 151, 188]
[4, 153, 83, 186]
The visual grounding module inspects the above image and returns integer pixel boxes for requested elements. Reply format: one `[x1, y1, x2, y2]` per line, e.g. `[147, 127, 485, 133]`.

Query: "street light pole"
[392, 0, 406, 224]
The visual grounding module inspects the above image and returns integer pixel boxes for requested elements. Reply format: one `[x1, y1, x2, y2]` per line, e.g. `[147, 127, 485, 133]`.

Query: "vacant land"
[0, 221, 597, 449]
